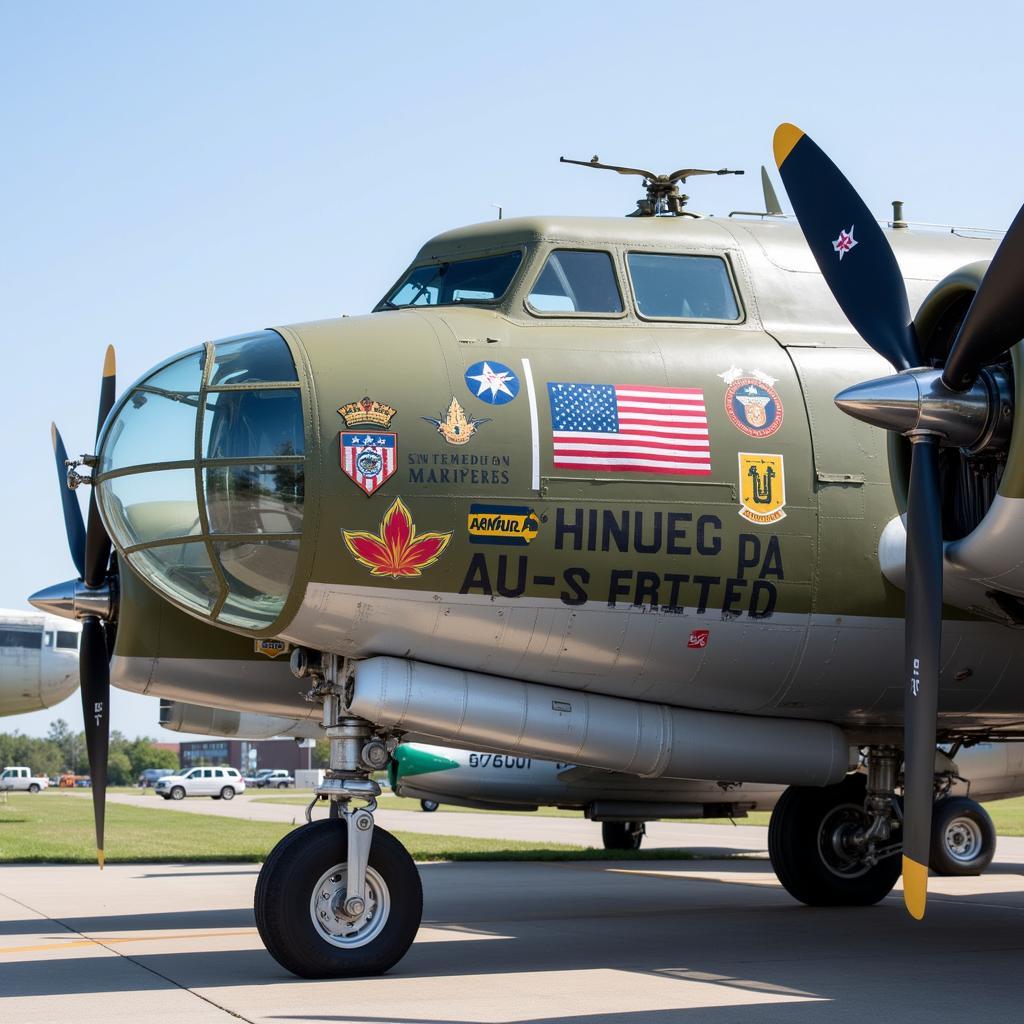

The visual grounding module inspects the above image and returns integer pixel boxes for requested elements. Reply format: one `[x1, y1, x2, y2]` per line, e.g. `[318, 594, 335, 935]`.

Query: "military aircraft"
[0, 608, 80, 717]
[28, 121, 1024, 978]
[389, 741, 1010, 875]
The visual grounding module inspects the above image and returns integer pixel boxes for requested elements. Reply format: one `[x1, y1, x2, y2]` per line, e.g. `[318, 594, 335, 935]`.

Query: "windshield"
[379, 251, 522, 309]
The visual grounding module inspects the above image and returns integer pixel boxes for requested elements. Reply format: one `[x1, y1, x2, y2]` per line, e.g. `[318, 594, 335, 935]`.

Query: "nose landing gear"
[255, 654, 422, 978]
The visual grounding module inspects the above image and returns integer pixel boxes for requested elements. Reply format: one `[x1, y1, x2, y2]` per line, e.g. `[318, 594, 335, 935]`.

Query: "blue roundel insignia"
[464, 361, 520, 405]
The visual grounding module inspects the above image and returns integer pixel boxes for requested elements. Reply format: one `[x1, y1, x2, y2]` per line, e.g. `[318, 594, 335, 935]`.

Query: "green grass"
[0, 791, 704, 864]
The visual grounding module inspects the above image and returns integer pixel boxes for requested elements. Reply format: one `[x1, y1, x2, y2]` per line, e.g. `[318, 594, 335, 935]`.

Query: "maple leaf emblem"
[342, 498, 451, 578]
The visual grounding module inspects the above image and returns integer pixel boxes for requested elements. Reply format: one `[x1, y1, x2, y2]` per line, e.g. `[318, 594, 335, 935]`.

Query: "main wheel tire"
[930, 796, 996, 876]
[220, 786, 235, 801]
[768, 773, 900, 907]
[256, 819, 422, 978]
[28, 784, 40, 794]
[170, 786, 186, 801]
[420, 800, 439, 812]
[601, 821, 645, 850]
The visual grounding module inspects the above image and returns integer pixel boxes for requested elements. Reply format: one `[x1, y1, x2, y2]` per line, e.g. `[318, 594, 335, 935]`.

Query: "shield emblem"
[738, 453, 786, 524]
[341, 432, 397, 496]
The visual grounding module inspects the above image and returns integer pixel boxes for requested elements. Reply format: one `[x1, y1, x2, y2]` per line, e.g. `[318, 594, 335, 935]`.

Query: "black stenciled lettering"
[761, 536, 784, 579]
[693, 575, 720, 614]
[737, 534, 760, 578]
[459, 554, 492, 595]
[666, 512, 692, 555]
[409, 469, 424, 483]
[560, 567, 589, 606]
[663, 572, 689, 608]
[749, 580, 777, 618]
[634, 570, 660, 606]
[697, 515, 721, 555]
[721, 578, 747, 617]
[587, 508, 598, 551]
[601, 510, 630, 553]
[496, 555, 527, 598]
[608, 569, 633, 606]
[555, 508, 584, 551]
[633, 511, 662, 554]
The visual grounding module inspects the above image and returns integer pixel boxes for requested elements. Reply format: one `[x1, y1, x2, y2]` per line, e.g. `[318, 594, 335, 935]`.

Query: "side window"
[527, 250, 623, 314]
[627, 252, 741, 321]
[184, 768, 198, 778]
[56, 631, 79, 650]
[202, 769, 213, 778]
[44, 632, 54, 647]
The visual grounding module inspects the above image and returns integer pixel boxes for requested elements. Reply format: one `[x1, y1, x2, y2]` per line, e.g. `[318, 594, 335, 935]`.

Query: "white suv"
[155, 766, 246, 801]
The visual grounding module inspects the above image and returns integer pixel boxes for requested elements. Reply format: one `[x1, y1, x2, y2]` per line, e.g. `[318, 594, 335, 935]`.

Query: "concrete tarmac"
[4, 844, 1024, 1023]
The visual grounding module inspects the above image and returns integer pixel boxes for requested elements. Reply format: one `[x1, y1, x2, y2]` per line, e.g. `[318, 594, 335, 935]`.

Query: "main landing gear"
[769, 746, 999, 906]
[769, 747, 903, 906]
[255, 654, 422, 978]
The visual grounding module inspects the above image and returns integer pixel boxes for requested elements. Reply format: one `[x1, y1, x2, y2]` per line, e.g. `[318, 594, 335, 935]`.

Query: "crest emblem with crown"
[338, 396, 397, 429]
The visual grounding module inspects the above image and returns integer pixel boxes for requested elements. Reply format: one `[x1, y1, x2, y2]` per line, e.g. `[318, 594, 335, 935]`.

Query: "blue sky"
[3, 1, 1020, 737]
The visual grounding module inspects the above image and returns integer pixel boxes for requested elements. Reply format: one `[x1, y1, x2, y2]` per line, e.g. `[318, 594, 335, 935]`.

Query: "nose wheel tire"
[769, 773, 901, 907]
[929, 796, 996, 876]
[601, 821, 645, 850]
[256, 819, 422, 978]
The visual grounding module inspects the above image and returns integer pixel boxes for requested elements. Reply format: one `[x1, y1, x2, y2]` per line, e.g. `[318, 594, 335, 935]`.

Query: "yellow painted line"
[0, 928, 256, 955]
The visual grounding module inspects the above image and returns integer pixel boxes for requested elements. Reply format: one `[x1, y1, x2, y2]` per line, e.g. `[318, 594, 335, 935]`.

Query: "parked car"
[0, 766, 49, 793]
[243, 769, 295, 789]
[155, 766, 246, 801]
[138, 768, 175, 788]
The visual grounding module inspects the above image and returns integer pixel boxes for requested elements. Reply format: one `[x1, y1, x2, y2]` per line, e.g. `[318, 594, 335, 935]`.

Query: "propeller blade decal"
[773, 123, 920, 371]
[942, 200, 1024, 390]
[51, 423, 86, 580]
[901, 437, 944, 919]
[80, 615, 110, 868]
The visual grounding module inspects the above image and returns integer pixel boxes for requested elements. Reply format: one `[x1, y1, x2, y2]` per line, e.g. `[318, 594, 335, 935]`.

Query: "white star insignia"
[468, 362, 515, 399]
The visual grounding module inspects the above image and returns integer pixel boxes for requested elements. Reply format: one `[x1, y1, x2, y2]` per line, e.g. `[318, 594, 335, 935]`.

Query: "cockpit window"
[527, 250, 623, 314]
[380, 251, 522, 309]
[96, 331, 305, 629]
[627, 253, 741, 321]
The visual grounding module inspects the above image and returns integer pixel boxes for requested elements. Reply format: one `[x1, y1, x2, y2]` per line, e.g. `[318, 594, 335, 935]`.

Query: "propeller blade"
[83, 491, 111, 589]
[79, 615, 110, 868]
[83, 347, 116, 589]
[95, 345, 117, 442]
[51, 423, 86, 580]
[773, 123, 920, 371]
[901, 436, 944, 919]
[941, 201, 1024, 391]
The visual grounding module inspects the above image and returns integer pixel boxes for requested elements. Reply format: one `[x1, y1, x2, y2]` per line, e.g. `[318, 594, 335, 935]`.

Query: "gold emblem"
[338, 396, 397, 429]
[738, 453, 786, 525]
[254, 638, 291, 659]
[422, 396, 491, 446]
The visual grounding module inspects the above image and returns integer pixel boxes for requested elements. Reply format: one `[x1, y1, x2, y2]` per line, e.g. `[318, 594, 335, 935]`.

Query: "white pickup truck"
[0, 766, 49, 792]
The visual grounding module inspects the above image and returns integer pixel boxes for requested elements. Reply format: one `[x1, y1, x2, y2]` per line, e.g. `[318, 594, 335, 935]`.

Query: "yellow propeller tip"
[902, 855, 928, 919]
[97, 849, 105, 870]
[773, 123, 804, 169]
[102, 345, 116, 379]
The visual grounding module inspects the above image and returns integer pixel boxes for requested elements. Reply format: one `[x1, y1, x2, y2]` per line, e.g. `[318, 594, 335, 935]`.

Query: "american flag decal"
[547, 382, 711, 476]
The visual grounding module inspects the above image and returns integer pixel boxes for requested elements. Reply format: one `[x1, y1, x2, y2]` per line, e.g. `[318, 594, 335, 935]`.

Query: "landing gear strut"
[255, 653, 422, 978]
[769, 747, 903, 906]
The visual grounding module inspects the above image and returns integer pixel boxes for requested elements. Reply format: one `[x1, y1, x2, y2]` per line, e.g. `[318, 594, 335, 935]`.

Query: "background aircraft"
[0, 608, 80, 718]
[390, 741, 1010, 876]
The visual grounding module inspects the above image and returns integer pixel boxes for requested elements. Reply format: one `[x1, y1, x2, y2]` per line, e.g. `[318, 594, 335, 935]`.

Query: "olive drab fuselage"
[109, 214, 1024, 736]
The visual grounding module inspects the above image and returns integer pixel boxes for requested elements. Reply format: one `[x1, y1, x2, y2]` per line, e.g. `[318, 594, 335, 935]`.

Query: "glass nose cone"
[95, 330, 305, 631]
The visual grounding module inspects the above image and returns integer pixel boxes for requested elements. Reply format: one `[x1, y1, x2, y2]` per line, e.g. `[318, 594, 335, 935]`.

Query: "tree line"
[0, 719, 179, 785]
